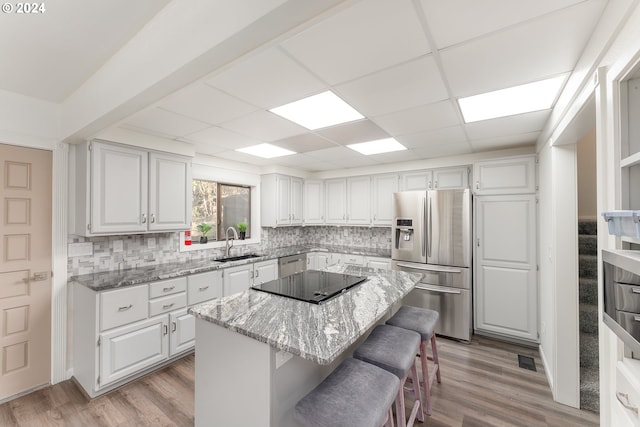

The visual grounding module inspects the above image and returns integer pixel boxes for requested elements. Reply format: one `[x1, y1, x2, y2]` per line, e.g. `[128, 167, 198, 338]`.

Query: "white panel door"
[91, 142, 148, 233]
[148, 152, 191, 231]
[170, 309, 195, 356]
[372, 174, 398, 226]
[347, 176, 371, 225]
[223, 264, 253, 296]
[276, 175, 291, 225]
[401, 170, 432, 190]
[475, 195, 538, 341]
[290, 177, 303, 225]
[0, 144, 52, 401]
[325, 179, 347, 224]
[433, 167, 469, 189]
[473, 156, 536, 195]
[253, 260, 278, 285]
[99, 316, 168, 387]
[303, 180, 324, 225]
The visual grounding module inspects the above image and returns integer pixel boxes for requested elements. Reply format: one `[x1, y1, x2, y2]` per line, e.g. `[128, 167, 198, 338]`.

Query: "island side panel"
[194, 319, 273, 427]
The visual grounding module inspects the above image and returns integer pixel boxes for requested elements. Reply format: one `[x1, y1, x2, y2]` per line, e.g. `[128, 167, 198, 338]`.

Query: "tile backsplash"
[67, 226, 391, 277]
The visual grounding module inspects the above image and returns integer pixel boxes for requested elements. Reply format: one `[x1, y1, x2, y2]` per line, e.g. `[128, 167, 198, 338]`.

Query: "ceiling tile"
[271, 133, 338, 153]
[220, 110, 307, 142]
[304, 147, 379, 168]
[373, 100, 460, 136]
[420, 0, 587, 49]
[183, 126, 263, 150]
[368, 149, 418, 164]
[122, 107, 210, 138]
[267, 153, 324, 168]
[464, 109, 550, 140]
[159, 83, 258, 125]
[336, 56, 448, 117]
[440, 1, 606, 97]
[205, 47, 326, 109]
[315, 119, 390, 145]
[396, 126, 468, 149]
[412, 142, 474, 159]
[212, 149, 274, 166]
[281, 0, 431, 85]
[469, 131, 540, 151]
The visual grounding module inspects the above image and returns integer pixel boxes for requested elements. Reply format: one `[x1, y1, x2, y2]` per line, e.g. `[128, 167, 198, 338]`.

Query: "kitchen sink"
[214, 254, 261, 263]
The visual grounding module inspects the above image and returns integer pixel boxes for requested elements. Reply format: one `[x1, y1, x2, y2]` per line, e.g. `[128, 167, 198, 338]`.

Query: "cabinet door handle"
[151, 213, 155, 223]
[476, 181, 480, 190]
[163, 325, 168, 335]
[118, 304, 133, 312]
[198, 286, 209, 291]
[256, 270, 259, 278]
[617, 392, 638, 414]
[162, 303, 175, 310]
[172, 322, 177, 333]
[141, 213, 147, 224]
[163, 286, 175, 292]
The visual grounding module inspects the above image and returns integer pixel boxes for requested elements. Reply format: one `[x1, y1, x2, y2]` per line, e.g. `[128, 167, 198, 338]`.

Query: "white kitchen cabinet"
[306, 252, 318, 269]
[401, 170, 432, 190]
[253, 259, 278, 285]
[325, 178, 347, 224]
[366, 256, 391, 270]
[347, 176, 371, 225]
[169, 308, 195, 356]
[343, 254, 364, 266]
[223, 263, 253, 296]
[148, 152, 192, 231]
[73, 273, 221, 398]
[474, 194, 538, 342]
[432, 167, 469, 190]
[261, 174, 303, 227]
[74, 140, 192, 236]
[99, 315, 168, 387]
[372, 174, 399, 226]
[303, 180, 324, 225]
[473, 156, 536, 195]
[328, 253, 344, 266]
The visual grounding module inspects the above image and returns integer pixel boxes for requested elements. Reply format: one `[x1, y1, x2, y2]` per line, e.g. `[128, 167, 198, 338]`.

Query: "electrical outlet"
[147, 237, 156, 249]
[113, 240, 123, 253]
[343, 229, 348, 237]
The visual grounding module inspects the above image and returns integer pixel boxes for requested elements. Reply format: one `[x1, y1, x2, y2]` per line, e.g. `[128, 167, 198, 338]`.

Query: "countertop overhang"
[188, 265, 421, 365]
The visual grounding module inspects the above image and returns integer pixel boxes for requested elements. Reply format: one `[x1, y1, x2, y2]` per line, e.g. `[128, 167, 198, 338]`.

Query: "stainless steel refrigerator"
[391, 189, 472, 341]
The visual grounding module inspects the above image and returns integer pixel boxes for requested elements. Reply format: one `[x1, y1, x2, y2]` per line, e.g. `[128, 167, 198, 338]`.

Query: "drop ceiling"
[0, 0, 607, 173]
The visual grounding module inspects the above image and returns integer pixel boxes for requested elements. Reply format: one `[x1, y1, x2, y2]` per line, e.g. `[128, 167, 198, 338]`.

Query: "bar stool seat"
[386, 305, 441, 415]
[294, 357, 399, 427]
[354, 324, 423, 427]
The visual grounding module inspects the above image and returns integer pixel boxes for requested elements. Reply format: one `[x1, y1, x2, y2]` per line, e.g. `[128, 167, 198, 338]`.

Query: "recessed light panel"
[269, 91, 364, 130]
[458, 76, 565, 123]
[347, 138, 407, 155]
[236, 143, 296, 158]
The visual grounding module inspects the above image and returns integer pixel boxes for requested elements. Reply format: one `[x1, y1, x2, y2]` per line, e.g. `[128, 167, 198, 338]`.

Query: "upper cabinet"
[325, 177, 372, 226]
[261, 174, 303, 227]
[74, 140, 192, 236]
[433, 167, 469, 190]
[473, 156, 536, 195]
[303, 180, 324, 225]
[401, 170, 433, 190]
[325, 178, 348, 224]
[372, 174, 399, 226]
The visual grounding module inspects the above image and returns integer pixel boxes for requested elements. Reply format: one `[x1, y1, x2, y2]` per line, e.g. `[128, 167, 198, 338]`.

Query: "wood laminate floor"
[0, 336, 599, 427]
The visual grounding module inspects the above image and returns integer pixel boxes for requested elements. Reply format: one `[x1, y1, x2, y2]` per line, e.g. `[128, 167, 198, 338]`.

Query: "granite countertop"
[69, 244, 392, 291]
[188, 265, 420, 365]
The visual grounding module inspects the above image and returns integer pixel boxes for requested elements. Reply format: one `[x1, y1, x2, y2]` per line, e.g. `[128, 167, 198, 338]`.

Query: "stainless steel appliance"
[391, 189, 472, 341]
[279, 253, 306, 277]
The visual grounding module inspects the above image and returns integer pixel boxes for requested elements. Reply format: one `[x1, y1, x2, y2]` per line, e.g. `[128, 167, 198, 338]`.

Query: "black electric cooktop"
[251, 270, 367, 304]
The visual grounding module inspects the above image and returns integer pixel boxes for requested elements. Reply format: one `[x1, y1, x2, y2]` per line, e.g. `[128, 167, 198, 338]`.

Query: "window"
[192, 179, 251, 242]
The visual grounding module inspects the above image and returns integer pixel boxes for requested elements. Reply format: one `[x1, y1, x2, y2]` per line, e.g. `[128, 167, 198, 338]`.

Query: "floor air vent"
[518, 354, 537, 371]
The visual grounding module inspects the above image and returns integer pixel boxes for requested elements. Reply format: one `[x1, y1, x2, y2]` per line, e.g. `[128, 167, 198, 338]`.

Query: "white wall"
[577, 128, 598, 221]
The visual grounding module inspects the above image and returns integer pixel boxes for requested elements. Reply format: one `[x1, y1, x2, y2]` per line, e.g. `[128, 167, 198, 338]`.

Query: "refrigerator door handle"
[415, 284, 462, 295]
[421, 197, 426, 257]
[427, 196, 432, 258]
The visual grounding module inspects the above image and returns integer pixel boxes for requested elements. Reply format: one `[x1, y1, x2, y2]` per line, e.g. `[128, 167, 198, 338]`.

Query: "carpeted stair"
[578, 220, 599, 413]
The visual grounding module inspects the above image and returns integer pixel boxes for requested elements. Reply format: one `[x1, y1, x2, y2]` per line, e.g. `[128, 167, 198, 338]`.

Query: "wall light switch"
[147, 237, 156, 249]
[113, 240, 123, 253]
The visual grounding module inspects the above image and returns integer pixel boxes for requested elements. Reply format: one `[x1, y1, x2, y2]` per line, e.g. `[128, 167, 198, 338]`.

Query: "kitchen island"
[188, 265, 421, 427]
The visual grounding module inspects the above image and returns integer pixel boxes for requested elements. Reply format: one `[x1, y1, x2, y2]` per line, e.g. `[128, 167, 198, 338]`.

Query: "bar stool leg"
[409, 360, 424, 424]
[431, 333, 441, 384]
[419, 339, 432, 416]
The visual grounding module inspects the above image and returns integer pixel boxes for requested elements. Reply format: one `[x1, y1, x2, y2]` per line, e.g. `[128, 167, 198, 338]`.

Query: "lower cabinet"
[365, 256, 391, 270]
[169, 308, 196, 355]
[223, 259, 279, 296]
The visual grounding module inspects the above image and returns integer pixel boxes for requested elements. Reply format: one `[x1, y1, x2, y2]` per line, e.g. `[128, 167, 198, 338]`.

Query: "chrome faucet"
[225, 226, 238, 257]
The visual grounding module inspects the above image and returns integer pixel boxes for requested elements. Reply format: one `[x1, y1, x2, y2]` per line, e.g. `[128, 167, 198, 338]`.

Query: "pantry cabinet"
[74, 140, 192, 236]
[261, 174, 303, 227]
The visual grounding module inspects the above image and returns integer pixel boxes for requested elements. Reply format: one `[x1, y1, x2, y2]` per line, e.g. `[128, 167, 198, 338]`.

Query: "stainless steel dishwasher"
[279, 254, 306, 277]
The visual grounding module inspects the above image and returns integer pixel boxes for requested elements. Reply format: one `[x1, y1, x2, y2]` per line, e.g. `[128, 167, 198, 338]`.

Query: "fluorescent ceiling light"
[347, 138, 407, 155]
[458, 75, 565, 123]
[269, 91, 364, 130]
[236, 143, 295, 158]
